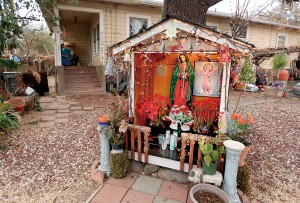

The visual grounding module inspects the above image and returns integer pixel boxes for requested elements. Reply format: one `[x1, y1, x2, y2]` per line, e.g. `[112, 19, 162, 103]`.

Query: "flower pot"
[7, 98, 26, 115]
[278, 69, 289, 81]
[111, 141, 124, 154]
[239, 146, 252, 166]
[202, 160, 218, 175]
[189, 183, 230, 203]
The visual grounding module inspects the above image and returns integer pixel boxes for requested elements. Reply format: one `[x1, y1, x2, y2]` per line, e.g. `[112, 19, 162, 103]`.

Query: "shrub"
[237, 164, 252, 196]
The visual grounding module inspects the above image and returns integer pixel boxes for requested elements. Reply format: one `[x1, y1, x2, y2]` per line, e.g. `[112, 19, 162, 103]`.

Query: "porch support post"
[57, 66, 65, 95]
[218, 63, 230, 133]
[222, 140, 245, 203]
[99, 11, 106, 92]
[53, 6, 62, 66]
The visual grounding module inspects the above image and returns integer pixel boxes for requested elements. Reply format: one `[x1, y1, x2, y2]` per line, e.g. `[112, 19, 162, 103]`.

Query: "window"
[277, 34, 288, 48]
[93, 23, 100, 54]
[126, 14, 151, 38]
[207, 25, 219, 32]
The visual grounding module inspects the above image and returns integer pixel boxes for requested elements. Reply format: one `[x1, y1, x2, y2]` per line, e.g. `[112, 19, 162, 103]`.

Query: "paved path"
[90, 173, 193, 203]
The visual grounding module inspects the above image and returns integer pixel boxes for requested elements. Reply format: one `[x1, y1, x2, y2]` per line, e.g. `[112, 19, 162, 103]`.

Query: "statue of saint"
[170, 54, 194, 106]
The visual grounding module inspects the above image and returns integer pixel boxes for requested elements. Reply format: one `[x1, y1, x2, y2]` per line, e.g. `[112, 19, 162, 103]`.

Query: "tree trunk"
[162, 0, 222, 25]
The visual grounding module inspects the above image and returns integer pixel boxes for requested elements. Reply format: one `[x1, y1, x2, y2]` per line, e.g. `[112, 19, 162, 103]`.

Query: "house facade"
[46, 1, 300, 94]
[48, 0, 161, 94]
[206, 10, 300, 68]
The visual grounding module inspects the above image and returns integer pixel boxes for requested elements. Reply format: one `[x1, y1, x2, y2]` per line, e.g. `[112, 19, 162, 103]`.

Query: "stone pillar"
[222, 140, 245, 203]
[97, 124, 111, 176]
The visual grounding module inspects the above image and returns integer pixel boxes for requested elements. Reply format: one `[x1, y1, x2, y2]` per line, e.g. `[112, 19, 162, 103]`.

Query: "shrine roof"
[109, 16, 255, 55]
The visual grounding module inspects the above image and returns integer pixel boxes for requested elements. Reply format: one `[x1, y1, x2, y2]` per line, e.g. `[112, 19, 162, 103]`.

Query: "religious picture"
[193, 61, 221, 97]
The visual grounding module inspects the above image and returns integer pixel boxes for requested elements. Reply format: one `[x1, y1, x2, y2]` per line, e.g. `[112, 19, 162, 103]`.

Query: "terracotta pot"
[239, 146, 252, 166]
[7, 98, 26, 115]
[278, 69, 289, 81]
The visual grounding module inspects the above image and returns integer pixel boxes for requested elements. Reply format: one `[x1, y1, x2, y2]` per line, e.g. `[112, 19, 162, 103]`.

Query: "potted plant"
[226, 112, 253, 166]
[0, 96, 20, 150]
[190, 183, 230, 203]
[106, 97, 130, 179]
[191, 100, 219, 135]
[239, 56, 256, 90]
[107, 97, 128, 152]
[273, 53, 289, 82]
[199, 136, 225, 175]
[136, 94, 171, 135]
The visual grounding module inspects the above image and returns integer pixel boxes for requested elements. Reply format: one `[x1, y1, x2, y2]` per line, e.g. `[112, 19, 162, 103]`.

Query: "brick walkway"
[90, 173, 193, 203]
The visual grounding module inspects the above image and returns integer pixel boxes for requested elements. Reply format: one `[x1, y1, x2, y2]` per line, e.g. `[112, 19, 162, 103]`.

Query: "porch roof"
[97, 0, 163, 7]
[109, 16, 255, 55]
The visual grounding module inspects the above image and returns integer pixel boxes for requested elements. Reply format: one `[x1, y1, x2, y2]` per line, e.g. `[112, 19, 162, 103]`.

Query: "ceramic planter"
[111, 141, 124, 154]
[202, 160, 218, 175]
[189, 183, 230, 203]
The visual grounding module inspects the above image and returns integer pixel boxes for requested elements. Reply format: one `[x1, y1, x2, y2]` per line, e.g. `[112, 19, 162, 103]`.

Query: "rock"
[151, 172, 158, 178]
[144, 164, 160, 175]
[158, 168, 189, 183]
[130, 160, 144, 173]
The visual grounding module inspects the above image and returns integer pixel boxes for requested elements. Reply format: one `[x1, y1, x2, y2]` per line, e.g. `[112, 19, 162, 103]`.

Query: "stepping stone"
[83, 106, 95, 111]
[56, 113, 69, 118]
[106, 172, 140, 189]
[72, 110, 85, 115]
[58, 104, 71, 109]
[158, 180, 188, 203]
[39, 121, 54, 128]
[131, 175, 163, 195]
[42, 115, 56, 121]
[55, 118, 69, 123]
[57, 109, 70, 113]
[121, 189, 155, 203]
[42, 110, 56, 115]
[70, 106, 82, 110]
[153, 196, 182, 203]
[91, 184, 128, 203]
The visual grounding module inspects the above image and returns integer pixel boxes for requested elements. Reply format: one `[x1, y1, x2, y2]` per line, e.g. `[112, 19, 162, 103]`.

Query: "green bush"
[237, 164, 252, 196]
[110, 152, 129, 179]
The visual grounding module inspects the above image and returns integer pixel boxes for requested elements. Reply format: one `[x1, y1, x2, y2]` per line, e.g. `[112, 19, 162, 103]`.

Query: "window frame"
[92, 23, 100, 54]
[126, 13, 151, 38]
[276, 33, 288, 48]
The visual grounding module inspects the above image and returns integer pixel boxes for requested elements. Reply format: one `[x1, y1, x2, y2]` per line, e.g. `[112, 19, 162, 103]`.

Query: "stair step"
[65, 87, 103, 95]
[65, 69, 97, 74]
[66, 77, 100, 83]
[65, 73, 97, 78]
[66, 82, 100, 88]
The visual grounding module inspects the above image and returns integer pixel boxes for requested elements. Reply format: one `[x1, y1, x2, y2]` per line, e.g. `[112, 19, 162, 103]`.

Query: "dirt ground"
[0, 80, 299, 202]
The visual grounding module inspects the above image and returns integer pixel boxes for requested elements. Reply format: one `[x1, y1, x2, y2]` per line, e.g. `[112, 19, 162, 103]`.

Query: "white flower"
[119, 119, 128, 133]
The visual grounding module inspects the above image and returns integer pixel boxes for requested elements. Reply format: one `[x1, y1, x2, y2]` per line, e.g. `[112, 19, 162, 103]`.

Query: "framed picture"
[193, 61, 221, 97]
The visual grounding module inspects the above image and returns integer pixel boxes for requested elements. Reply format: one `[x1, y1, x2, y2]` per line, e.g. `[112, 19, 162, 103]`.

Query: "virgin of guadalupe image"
[170, 54, 194, 106]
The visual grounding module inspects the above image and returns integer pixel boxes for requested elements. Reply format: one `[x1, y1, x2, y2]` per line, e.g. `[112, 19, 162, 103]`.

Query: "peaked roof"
[110, 16, 255, 55]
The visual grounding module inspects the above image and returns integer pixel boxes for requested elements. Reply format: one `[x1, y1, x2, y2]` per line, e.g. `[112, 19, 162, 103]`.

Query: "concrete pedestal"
[222, 140, 245, 203]
[97, 125, 111, 176]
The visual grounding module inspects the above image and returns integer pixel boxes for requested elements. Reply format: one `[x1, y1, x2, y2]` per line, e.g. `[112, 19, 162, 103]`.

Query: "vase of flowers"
[191, 100, 219, 135]
[166, 105, 193, 131]
[226, 112, 254, 166]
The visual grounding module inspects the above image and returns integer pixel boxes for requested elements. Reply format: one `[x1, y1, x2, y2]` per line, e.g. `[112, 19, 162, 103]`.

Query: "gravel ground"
[0, 90, 299, 203]
[0, 94, 116, 203]
[228, 91, 300, 203]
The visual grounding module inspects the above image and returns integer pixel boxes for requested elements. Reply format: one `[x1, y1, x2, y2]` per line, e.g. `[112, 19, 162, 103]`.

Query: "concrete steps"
[64, 66, 103, 95]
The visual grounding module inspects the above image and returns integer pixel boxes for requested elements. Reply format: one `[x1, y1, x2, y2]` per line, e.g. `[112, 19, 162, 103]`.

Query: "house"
[42, 1, 300, 95]
[40, 0, 161, 95]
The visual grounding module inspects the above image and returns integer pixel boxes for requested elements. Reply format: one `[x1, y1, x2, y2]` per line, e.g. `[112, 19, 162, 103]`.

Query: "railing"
[125, 125, 224, 173]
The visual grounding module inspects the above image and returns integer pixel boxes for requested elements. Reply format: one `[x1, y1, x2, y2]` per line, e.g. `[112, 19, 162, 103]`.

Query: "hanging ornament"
[123, 48, 132, 62]
[165, 27, 177, 39]
[156, 64, 167, 77]
[196, 29, 201, 37]
[104, 57, 115, 76]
